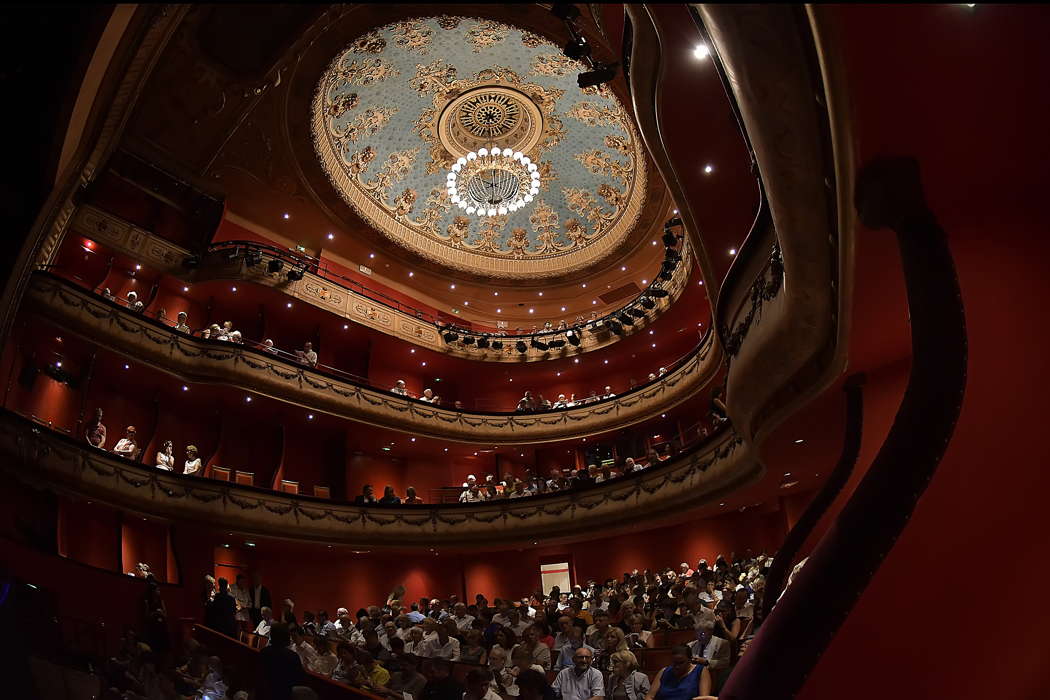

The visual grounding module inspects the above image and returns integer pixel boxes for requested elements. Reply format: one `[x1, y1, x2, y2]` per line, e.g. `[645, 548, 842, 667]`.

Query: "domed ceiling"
[311, 16, 647, 280]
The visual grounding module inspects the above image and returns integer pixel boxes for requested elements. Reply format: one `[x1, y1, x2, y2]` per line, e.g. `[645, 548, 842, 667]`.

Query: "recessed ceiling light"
[231, 286, 237, 292]
[444, 448, 448, 452]
[592, 300, 597, 305]
[450, 284, 456, 289]
[496, 308, 501, 313]
[55, 361, 62, 367]
[673, 209, 679, 214]
[286, 302, 292, 308]
[698, 281, 704, 286]
[508, 378, 513, 382]
[704, 164, 714, 174]
[135, 264, 141, 270]
[421, 361, 427, 367]
[245, 396, 252, 403]
[573, 358, 579, 364]
[784, 472, 792, 477]
[343, 324, 349, 329]
[661, 414, 666, 418]
[307, 414, 314, 420]
[494, 291, 499, 296]
[794, 439, 804, 444]
[603, 359, 608, 364]
[283, 213, 290, 219]
[651, 343, 656, 348]
[528, 308, 534, 314]
[641, 279, 648, 285]
[473, 452, 478, 456]
[538, 291, 543, 296]
[649, 330, 654, 335]
[581, 283, 587, 288]
[621, 266, 627, 272]
[327, 232, 334, 240]
[464, 301, 469, 306]
[408, 271, 414, 277]
[182, 385, 188, 391]
[729, 248, 737, 256]
[124, 364, 130, 370]
[694, 44, 710, 60]
[651, 240, 657, 246]
[411, 437, 416, 442]
[369, 253, 375, 259]
[560, 306, 566, 312]
[410, 349, 415, 354]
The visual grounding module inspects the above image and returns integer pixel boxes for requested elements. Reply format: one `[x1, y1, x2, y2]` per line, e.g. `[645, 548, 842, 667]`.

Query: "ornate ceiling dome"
[311, 16, 647, 280]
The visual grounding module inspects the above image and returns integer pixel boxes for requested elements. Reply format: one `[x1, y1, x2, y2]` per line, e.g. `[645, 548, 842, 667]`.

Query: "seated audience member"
[404, 626, 425, 655]
[155, 440, 175, 471]
[356, 648, 391, 688]
[204, 577, 238, 639]
[419, 619, 460, 660]
[310, 634, 338, 676]
[419, 658, 463, 700]
[626, 614, 654, 649]
[85, 407, 107, 448]
[184, 445, 202, 475]
[622, 458, 638, 474]
[552, 646, 603, 700]
[488, 646, 512, 691]
[102, 287, 116, 301]
[647, 373, 657, 382]
[658, 367, 668, 377]
[460, 629, 487, 664]
[607, 650, 650, 700]
[222, 321, 234, 337]
[332, 642, 368, 687]
[464, 668, 501, 700]
[113, 426, 138, 459]
[452, 602, 476, 631]
[354, 484, 377, 505]
[297, 341, 318, 368]
[585, 610, 611, 649]
[460, 483, 486, 503]
[301, 610, 318, 635]
[263, 338, 279, 354]
[508, 480, 529, 499]
[379, 486, 402, 505]
[404, 486, 424, 504]
[317, 610, 337, 637]
[515, 669, 552, 700]
[462, 474, 478, 489]
[603, 386, 615, 399]
[553, 625, 594, 671]
[420, 388, 436, 403]
[391, 379, 409, 396]
[202, 323, 220, 340]
[290, 626, 319, 669]
[387, 653, 427, 700]
[255, 606, 275, 637]
[260, 623, 304, 700]
[175, 311, 191, 334]
[537, 394, 552, 411]
[512, 625, 552, 670]
[516, 391, 537, 413]
[593, 628, 628, 676]
[646, 644, 712, 700]
[126, 291, 144, 312]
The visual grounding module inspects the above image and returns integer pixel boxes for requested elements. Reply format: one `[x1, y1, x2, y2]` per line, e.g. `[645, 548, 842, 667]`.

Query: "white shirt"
[155, 452, 174, 471]
[552, 666, 604, 700]
[304, 350, 318, 366]
[292, 641, 319, 668]
[418, 635, 460, 660]
[175, 323, 191, 334]
[311, 651, 338, 677]
[230, 585, 250, 622]
[113, 438, 136, 457]
[453, 614, 476, 631]
[184, 458, 202, 475]
[254, 619, 272, 637]
[460, 489, 485, 503]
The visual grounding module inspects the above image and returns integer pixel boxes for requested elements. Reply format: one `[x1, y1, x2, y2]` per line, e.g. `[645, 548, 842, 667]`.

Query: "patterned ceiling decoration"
[312, 16, 647, 280]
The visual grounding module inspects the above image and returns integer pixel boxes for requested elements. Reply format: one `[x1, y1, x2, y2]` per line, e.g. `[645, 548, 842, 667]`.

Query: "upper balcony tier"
[25, 271, 719, 445]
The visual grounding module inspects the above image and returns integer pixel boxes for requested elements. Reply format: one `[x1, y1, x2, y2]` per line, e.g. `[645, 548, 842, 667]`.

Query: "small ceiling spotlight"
[282, 213, 290, 219]
[704, 164, 714, 174]
[327, 232, 335, 240]
[286, 268, 304, 281]
[729, 248, 737, 256]
[693, 43, 710, 60]
[578, 63, 618, 89]
[563, 35, 591, 61]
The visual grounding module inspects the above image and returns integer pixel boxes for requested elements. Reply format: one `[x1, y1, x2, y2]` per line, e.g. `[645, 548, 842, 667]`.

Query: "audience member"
[230, 573, 251, 630]
[85, 407, 107, 448]
[113, 426, 139, 459]
[205, 578, 239, 639]
[264, 339, 279, 354]
[379, 486, 402, 505]
[127, 291, 144, 312]
[155, 440, 175, 471]
[255, 607, 275, 637]
[175, 312, 191, 334]
[552, 646, 603, 700]
[184, 445, 202, 475]
[391, 380, 409, 396]
[249, 572, 273, 627]
[260, 624, 305, 700]
[299, 342, 318, 368]
[419, 658, 463, 700]
[645, 645, 712, 700]
[405, 487, 424, 504]
[354, 485, 377, 505]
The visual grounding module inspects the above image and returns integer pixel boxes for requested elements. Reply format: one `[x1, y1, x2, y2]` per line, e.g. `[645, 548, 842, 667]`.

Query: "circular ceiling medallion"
[438, 86, 543, 157]
[311, 16, 647, 280]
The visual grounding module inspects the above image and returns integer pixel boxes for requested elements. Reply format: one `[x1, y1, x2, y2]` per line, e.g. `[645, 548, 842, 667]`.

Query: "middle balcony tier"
[26, 271, 721, 445]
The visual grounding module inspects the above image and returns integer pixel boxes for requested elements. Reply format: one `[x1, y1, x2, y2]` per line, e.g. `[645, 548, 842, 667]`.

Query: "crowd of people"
[93, 284, 701, 414]
[195, 553, 768, 700]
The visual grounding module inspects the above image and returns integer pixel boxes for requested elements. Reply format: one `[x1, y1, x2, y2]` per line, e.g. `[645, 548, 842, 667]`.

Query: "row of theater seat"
[207, 466, 330, 498]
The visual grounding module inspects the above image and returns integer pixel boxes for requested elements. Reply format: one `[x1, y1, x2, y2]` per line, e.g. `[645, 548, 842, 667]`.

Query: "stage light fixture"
[490, 341, 503, 350]
[531, 339, 549, 351]
[477, 337, 490, 349]
[245, 251, 262, 267]
[666, 216, 682, 228]
[287, 268, 304, 281]
[550, 3, 581, 20]
[630, 308, 647, 318]
[578, 63, 617, 89]
[650, 288, 670, 298]
[659, 269, 674, 281]
[182, 255, 200, 269]
[640, 297, 656, 310]
[567, 332, 581, 347]
[268, 259, 284, 273]
[549, 339, 566, 349]
[618, 313, 635, 326]
[563, 36, 591, 60]
[463, 336, 476, 345]
[442, 332, 459, 343]
[662, 231, 678, 247]
[608, 321, 623, 335]
[516, 341, 528, 354]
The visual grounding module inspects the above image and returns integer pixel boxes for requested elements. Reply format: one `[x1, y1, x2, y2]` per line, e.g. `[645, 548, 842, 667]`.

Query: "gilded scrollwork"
[466, 20, 509, 53]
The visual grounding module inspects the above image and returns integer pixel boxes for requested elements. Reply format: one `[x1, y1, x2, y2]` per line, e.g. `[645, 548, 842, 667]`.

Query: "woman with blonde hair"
[606, 650, 651, 700]
[594, 626, 628, 675]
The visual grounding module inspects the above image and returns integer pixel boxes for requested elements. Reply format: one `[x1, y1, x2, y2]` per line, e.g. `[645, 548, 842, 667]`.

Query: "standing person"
[184, 445, 202, 475]
[419, 658, 463, 700]
[259, 623, 304, 700]
[113, 426, 138, 459]
[249, 572, 272, 628]
[205, 577, 239, 639]
[551, 646, 603, 700]
[230, 573, 251, 631]
[85, 407, 107, 448]
[141, 576, 171, 660]
[643, 645, 712, 700]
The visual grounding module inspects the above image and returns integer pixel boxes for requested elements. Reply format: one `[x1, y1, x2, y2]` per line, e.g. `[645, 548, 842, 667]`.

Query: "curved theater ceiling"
[310, 16, 646, 280]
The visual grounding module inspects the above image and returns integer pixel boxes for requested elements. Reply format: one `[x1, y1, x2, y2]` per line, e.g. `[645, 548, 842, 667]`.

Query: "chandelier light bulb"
[498, 206, 508, 215]
[452, 163, 461, 172]
[478, 147, 489, 157]
[524, 194, 534, 203]
[521, 156, 531, 166]
[502, 148, 513, 157]
[466, 206, 476, 214]
[527, 163, 538, 172]
[466, 152, 477, 161]
[513, 152, 523, 161]
[487, 207, 497, 216]
[457, 157, 467, 166]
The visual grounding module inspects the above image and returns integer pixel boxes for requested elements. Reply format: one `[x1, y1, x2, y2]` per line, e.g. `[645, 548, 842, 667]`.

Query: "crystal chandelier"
[446, 146, 541, 217]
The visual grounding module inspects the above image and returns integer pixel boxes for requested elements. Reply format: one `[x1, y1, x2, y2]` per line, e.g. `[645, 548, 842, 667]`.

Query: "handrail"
[32, 270, 712, 417]
[0, 407, 750, 547]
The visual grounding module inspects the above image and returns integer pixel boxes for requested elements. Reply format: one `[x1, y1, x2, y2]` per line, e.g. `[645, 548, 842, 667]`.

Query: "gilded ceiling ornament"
[350, 31, 386, 54]
[531, 53, 582, 77]
[466, 20, 509, 53]
[412, 59, 458, 95]
[311, 16, 647, 279]
[333, 56, 400, 87]
[390, 19, 434, 55]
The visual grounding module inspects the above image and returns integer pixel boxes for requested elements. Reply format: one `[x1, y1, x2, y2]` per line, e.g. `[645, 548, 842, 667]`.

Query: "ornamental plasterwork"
[312, 16, 647, 279]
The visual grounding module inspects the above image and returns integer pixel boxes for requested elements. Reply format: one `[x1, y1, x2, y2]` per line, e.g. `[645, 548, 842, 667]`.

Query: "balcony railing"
[25, 271, 720, 444]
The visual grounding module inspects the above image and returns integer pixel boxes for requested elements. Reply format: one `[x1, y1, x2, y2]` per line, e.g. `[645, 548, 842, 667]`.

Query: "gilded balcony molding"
[688, 5, 854, 445]
[0, 410, 752, 548]
[67, 204, 695, 362]
[26, 272, 718, 445]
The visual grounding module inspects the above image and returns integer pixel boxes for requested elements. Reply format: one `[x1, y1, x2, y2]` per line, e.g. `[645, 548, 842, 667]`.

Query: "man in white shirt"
[391, 379, 408, 396]
[460, 483, 485, 503]
[290, 625, 318, 668]
[254, 606, 273, 637]
[263, 339, 279, 354]
[551, 646, 603, 700]
[603, 386, 615, 399]
[506, 609, 530, 638]
[301, 341, 318, 368]
[419, 388, 436, 403]
[335, 608, 364, 643]
[175, 311, 191, 334]
[418, 623, 460, 660]
[452, 603, 475, 631]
